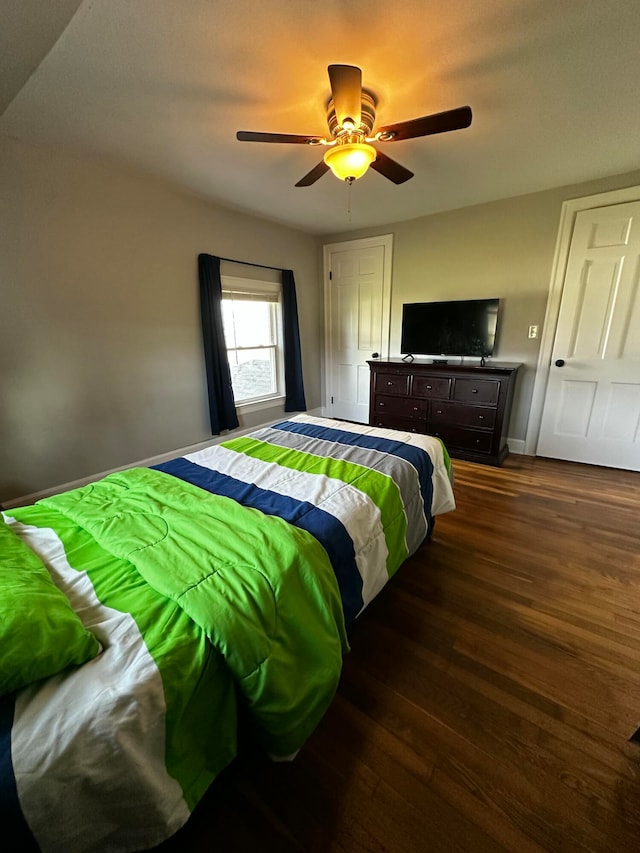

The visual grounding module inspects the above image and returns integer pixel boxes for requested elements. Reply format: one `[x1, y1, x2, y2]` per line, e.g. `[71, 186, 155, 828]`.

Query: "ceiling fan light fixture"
[236, 65, 471, 187]
[323, 142, 377, 182]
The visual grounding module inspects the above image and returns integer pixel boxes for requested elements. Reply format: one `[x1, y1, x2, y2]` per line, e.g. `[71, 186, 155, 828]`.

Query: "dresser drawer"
[374, 372, 410, 396]
[412, 375, 452, 398]
[374, 394, 427, 420]
[373, 415, 425, 434]
[430, 425, 494, 454]
[431, 400, 496, 430]
[453, 378, 500, 405]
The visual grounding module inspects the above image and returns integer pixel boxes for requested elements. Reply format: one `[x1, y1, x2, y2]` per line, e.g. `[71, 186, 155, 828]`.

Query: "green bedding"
[34, 466, 348, 756]
[3, 414, 455, 852]
[0, 518, 101, 696]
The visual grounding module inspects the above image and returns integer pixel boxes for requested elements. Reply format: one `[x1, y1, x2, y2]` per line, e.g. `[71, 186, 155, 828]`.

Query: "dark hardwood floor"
[157, 454, 640, 852]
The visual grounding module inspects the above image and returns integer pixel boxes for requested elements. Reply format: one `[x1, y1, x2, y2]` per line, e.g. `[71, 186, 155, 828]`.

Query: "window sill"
[235, 395, 285, 415]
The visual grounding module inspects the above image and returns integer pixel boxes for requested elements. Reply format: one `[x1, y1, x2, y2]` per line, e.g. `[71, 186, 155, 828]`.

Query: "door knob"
[371, 352, 380, 358]
[555, 359, 565, 367]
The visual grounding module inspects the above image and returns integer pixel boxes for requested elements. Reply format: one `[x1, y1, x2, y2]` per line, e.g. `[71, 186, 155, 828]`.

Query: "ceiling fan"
[236, 64, 472, 187]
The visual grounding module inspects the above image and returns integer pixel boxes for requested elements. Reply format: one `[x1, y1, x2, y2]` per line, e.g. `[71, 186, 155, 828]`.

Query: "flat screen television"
[400, 298, 500, 358]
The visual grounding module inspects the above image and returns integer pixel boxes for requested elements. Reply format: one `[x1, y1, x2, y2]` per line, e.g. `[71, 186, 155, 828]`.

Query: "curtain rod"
[216, 255, 284, 273]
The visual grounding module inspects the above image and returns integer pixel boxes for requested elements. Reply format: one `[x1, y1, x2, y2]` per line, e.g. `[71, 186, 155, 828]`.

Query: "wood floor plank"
[340, 631, 640, 849]
[155, 455, 640, 852]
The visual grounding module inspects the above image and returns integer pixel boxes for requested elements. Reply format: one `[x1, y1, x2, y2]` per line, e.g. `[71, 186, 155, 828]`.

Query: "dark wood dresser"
[368, 359, 521, 466]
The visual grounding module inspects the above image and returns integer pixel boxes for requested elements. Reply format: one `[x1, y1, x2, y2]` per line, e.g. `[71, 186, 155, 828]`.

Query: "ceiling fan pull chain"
[347, 179, 352, 222]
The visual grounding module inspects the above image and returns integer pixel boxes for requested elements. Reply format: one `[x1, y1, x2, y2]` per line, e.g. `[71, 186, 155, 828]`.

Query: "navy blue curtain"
[281, 269, 307, 412]
[198, 254, 239, 434]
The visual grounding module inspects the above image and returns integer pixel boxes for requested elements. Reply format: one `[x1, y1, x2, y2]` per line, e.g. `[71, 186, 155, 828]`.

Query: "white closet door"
[325, 237, 392, 424]
[537, 201, 640, 470]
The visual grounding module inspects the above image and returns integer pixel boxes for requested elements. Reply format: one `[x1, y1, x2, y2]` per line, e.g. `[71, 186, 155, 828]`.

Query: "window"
[221, 276, 284, 408]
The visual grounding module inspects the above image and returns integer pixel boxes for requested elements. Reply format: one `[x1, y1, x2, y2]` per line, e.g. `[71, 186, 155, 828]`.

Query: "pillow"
[0, 517, 100, 696]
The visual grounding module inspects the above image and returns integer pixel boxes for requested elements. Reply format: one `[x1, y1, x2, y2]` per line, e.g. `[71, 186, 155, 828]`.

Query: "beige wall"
[0, 138, 322, 502]
[4, 135, 640, 503]
[322, 169, 640, 442]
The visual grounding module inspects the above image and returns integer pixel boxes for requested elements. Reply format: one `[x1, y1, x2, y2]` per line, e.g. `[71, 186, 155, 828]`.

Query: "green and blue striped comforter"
[1, 414, 455, 852]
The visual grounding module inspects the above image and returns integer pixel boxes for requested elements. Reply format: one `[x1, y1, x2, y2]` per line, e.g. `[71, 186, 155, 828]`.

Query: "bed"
[0, 414, 455, 852]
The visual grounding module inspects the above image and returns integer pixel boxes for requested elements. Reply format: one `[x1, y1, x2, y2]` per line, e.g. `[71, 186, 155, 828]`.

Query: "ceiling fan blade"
[370, 149, 414, 184]
[237, 131, 325, 144]
[377, 106, 472, 142]
[295, 161, 330, 187]
[328, 64, 362, 128]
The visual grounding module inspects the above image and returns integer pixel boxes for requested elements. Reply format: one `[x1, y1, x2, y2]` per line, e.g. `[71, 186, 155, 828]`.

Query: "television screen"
[400, 298, 500, 357]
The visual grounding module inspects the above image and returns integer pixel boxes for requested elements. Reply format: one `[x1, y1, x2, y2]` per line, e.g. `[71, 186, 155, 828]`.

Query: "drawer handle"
[478, 415, 484, 420]
[378, 402, 385, 407]
[387, 381, 394, 386]
[472, 388, 478, 394]
[426, 384, 432, 390]
[413, 406, 419, 412]
[476, 439, 481, 444]
[436, 409, 442, 415]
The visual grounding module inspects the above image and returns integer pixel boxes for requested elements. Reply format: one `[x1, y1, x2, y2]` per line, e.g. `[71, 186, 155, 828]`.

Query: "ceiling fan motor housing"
[327, 90, 376, 139]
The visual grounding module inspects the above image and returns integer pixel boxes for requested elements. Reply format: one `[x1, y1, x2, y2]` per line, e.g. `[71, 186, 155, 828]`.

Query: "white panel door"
[537, 201, 640, 470]
[326, 239, 391, 423]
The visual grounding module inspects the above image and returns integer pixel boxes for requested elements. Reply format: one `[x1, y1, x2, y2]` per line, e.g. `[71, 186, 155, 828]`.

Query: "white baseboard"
[508, 438, 526, 455]
[3, 432, 248, 509]
[4, 409, 323, 510]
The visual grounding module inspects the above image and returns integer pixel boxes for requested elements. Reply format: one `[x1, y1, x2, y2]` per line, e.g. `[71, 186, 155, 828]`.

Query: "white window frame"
[221, 275, 285, 412]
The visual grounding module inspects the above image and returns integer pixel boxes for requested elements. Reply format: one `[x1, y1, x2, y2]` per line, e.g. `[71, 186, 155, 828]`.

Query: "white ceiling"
[2, 0, 640, 235]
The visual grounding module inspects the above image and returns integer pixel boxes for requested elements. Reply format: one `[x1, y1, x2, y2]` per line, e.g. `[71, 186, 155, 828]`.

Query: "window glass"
[221, 277, 283, 406]
[222, 300, 273, 349]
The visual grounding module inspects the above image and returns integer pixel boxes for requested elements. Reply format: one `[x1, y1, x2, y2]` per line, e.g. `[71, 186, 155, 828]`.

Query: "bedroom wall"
[0, 137, 321, 503]
[321, 168, 640, 445]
